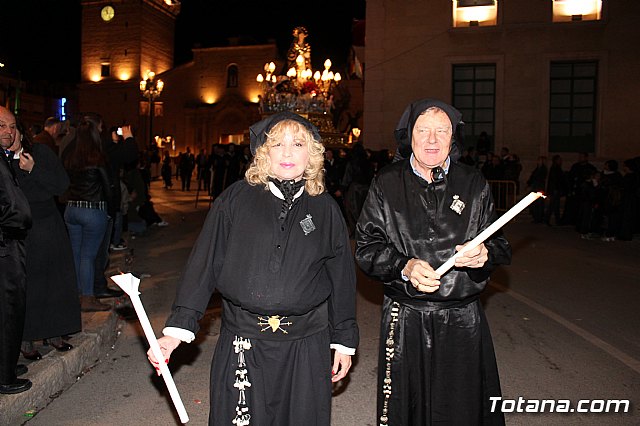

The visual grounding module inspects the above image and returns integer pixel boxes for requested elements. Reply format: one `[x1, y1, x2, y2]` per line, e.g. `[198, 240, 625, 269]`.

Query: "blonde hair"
[245, 119, 325, 196]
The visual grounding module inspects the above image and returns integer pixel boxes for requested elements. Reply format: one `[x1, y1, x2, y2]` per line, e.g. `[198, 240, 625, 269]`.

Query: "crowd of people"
[520, 153, 640, 241]
[160, 144, 254, 198]
[0, 108, 169, 395]
[459, 145, 640, 242]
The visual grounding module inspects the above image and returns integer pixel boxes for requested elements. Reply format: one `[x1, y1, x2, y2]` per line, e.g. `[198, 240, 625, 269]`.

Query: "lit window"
[101, 63, 111, 78]
[452, 0, 498, 28]
[552, 0, 602, 22]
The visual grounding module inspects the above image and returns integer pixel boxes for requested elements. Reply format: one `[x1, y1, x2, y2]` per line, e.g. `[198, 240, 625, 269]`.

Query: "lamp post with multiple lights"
[139, 70, 164, 151]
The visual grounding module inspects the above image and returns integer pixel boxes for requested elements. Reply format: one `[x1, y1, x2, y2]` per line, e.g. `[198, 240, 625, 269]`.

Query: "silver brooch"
[300, 214, 316, 235]
[450, 195, 465, 215]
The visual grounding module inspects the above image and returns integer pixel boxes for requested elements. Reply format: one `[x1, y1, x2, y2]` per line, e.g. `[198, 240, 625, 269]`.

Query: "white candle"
[435, 191, 545, 275]
[111, 273, 190, 424]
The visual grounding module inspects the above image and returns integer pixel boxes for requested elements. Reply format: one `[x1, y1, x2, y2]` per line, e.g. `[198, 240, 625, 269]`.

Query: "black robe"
[15, 143, 81, 340]
[356, 159, 511, 425]
[166, 180, 358, 426]
[0, 151, 31, 384]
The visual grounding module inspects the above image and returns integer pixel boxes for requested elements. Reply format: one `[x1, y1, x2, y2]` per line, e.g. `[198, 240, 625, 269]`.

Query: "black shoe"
[0, 378, 32, 394]
[45, 340, 73, 352]
[21, 349, 42, 361]
[16, 364, 28, 376]
[95, 288, 124, 298]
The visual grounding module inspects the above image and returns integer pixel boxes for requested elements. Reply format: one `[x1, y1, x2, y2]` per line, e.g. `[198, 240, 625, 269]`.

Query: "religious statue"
[287, 26, 311, 71]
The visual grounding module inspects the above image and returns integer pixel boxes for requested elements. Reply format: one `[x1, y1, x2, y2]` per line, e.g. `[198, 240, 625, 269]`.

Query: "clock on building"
[101, 5, 115, 22]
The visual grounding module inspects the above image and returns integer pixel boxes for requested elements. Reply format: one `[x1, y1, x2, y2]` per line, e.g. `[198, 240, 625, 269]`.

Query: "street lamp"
[139, 70, 164, 151]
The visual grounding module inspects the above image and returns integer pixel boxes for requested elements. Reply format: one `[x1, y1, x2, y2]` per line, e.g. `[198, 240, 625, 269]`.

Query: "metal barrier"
[487, 180, 517, 213]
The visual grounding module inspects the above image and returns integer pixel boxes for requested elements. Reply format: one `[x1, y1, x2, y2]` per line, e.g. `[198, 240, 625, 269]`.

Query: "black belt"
[221, 298, 329, 341]
[67, 200, 106, 210]
[395, 295, 479, 311]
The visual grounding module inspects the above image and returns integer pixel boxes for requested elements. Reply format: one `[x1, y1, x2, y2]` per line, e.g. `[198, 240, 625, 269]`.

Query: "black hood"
[249, 111, 320, 155]
[393, 98, 464, 161]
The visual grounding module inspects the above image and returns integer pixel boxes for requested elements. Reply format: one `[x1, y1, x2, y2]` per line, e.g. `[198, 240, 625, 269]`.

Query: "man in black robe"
[149, 112, 358, 425]
[0, 106, 33, 394]
[355, 99, 511, 425]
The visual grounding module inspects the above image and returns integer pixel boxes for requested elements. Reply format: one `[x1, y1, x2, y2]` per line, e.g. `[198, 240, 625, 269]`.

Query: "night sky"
[2, 0, 365, 85]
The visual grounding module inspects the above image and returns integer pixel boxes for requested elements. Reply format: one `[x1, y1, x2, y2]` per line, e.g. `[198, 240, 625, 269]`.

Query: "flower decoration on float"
[256, 57, 341, 115]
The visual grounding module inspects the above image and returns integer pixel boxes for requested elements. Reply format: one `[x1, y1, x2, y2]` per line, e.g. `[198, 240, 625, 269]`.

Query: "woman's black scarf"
[270, 178, 305, 220]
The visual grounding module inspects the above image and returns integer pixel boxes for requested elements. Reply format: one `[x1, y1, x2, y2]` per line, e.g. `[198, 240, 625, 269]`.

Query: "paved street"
[17, 179, 640, 425]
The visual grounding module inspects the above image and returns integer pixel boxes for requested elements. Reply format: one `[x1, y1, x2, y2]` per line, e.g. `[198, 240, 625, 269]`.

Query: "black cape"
[356, 159, 511, 425]
[166, 180, 358, 425]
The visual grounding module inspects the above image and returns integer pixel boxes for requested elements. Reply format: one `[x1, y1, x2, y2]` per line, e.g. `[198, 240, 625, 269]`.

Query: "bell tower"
[80, 0, 180, 83]
[78, 0, 180, 127]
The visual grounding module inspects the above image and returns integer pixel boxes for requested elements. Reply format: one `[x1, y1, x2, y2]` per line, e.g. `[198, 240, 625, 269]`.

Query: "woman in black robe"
[148, 112, 358, 426]
[11, 121, 81, 359]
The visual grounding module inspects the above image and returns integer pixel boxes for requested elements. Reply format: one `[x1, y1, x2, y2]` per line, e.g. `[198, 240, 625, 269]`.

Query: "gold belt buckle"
[258, 315, 292, 334]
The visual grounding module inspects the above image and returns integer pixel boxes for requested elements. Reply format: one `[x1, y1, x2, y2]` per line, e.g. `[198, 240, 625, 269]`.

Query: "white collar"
[268, 181, 305, 200]
[409, 155, 450, 181]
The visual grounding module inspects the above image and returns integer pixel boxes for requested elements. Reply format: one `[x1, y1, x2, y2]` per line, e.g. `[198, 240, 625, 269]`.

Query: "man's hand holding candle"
[453, 242, 488, 269]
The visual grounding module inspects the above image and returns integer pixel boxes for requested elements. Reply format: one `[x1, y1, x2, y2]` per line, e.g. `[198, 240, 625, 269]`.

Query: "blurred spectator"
[179, 147, 195, 191]
[476, 131, 491, 155]
[161, 151, 173, 189]
[618, 158, 640, 241]
[526, 156, 548, 223]
[225, 143, 241, 188]
[341, 142, 374, 237]
[124, 159, 169, 235]
[544, 155, 567, 226]
[324, 148, 346, 216]
[210, 144, 227, 197]
[562, 152, 597, 226]
[123, 160, 149, 236]
[33, 116, 62, 155]
[239, 145, 253, 178]
[10, 121, 81, 359]
[62, 118, 112, 312]
[98, 122, 137, 295]
[577, 169, 602, 239]
[196, 148, 210, 193]
[459, 147, 477, 167]
[502, 151, 522, 194]
[481, 153, 503, 180]
[599, 159, 623, 241]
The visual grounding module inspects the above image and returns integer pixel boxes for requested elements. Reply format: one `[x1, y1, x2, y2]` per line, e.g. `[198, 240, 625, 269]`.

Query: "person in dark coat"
[323, 148, 346, 217]
[224, 143, 241, 189]
[210, 144, 227, 197]
[32, 116, 63, 156]
[0, 106, 33, 394]
[355, 99, 511, 425]
[544, 155, 566, 226]
[179, 147, 195, 191]
[341, 142, 374, 237]
[617, 158, 640, 241]
[161, 150, 173, 189]
[599, 159, 624, 241]
[10, 121, 81, 360]
[526, 156, 548, 223]
[562, 152, 597, 226]
[148, 112, 358, 425]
